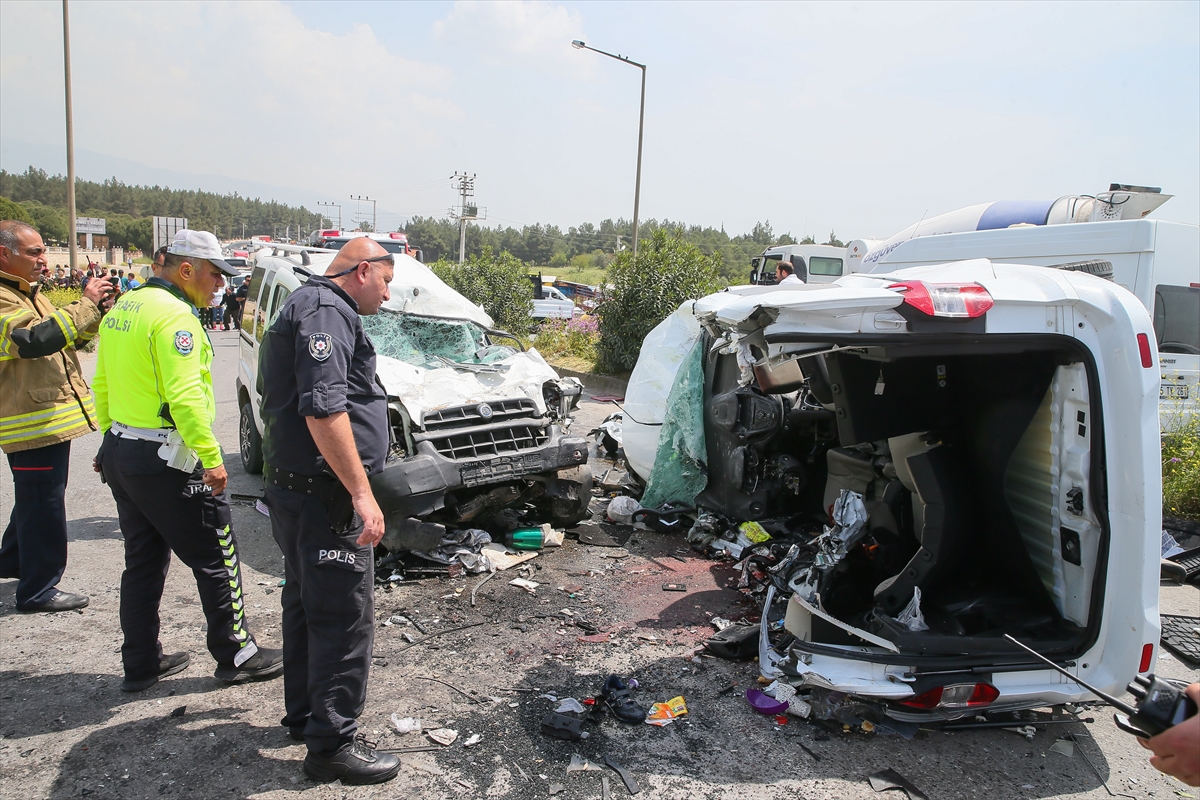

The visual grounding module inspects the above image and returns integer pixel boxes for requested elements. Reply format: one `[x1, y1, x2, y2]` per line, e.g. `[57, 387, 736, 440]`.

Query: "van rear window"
[1153, 284, 1200, 355]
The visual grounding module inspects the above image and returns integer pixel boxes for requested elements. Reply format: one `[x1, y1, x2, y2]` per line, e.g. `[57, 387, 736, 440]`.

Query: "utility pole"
[62, 0, 78, 270]
[317, 201, 342, 230]
[350, 195, 376, 232]
[450, 172, 481, 264]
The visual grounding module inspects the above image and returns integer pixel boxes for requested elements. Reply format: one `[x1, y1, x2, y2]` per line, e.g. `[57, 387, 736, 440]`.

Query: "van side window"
[267, 284, 292, 328]
[809, 256, 844, 277]
[1153, 284, 1200, 355]
[253, 274, 276, 345]
[242, 266, 266, 344]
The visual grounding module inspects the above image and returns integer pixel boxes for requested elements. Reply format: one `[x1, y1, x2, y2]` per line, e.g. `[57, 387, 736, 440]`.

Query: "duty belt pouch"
[158, 430, 199, 473]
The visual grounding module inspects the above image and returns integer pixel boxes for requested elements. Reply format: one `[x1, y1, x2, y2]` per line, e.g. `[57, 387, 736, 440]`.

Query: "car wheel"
[542, 465, 593, 527]
[240, 402, 264, 475]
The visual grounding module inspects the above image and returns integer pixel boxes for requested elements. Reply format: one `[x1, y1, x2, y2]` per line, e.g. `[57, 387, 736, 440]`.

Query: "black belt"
[264, 464, 336, 495]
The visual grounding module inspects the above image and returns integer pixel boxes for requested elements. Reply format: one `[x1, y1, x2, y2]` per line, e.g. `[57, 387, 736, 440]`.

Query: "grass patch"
[529, 316, 599, 371]
[1163, 415, 1200, 521]
[539, 265, 608, 287]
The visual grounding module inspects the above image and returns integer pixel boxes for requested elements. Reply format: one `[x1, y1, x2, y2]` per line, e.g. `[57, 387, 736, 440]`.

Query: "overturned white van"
[623, 259, 1162, 720]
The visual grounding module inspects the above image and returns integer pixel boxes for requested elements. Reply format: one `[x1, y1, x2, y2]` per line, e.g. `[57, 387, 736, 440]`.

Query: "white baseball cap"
[167, 230, 238, 276]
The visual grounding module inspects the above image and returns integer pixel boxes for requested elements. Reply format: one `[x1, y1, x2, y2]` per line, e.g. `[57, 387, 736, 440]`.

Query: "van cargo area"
[695, 333, 1105, 665]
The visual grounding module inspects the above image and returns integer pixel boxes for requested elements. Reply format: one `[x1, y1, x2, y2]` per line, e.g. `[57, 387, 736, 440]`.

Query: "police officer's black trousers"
[0, 441, 71, 609]
[99, 434, 257, 679]
[265, 484, 373, 753]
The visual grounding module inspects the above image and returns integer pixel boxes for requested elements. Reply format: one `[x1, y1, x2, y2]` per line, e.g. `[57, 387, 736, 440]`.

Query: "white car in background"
[623, 259, 1162, 720]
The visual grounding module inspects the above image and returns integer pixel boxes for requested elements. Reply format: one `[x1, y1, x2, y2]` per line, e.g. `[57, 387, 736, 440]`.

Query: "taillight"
[897, 683, 1000, 710]
[887, 281, 994, 318]
[1139, 643, 1153, 672]
[1137, 333, 1153, 368]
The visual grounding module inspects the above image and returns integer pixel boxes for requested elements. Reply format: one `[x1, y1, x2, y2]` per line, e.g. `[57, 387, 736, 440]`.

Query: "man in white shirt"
[775, 260, 805, 286]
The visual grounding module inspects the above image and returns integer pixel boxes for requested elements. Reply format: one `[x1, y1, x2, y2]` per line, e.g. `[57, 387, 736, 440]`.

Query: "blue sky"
[1, 1, 1196, 240]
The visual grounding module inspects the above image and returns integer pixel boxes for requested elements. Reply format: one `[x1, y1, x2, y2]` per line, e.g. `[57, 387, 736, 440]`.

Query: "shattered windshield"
[361, 310, 516, 369]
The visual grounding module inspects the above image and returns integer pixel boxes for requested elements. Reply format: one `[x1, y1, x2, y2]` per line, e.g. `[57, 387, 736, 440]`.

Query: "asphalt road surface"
[0, 329, 1197, 800]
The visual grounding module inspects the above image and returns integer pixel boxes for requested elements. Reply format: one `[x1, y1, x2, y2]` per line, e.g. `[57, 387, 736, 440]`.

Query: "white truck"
[853, 186, 1197, 425]
[749, 244, 848, 285]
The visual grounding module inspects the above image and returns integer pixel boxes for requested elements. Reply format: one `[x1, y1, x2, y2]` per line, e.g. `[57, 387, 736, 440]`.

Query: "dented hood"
[375, 346, 562, 425]
[309, 251, 495, 328]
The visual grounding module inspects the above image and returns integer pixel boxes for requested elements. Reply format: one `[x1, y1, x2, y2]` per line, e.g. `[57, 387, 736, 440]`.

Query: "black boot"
[303, 737, 400, 785]
[121, 652, 191, 692]
[214, 647, 284, 683]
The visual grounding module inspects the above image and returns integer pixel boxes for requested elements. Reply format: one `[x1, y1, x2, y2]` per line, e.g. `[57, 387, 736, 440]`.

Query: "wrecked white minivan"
[623, 259, 1162, 721]
[236, 246, 591, 555]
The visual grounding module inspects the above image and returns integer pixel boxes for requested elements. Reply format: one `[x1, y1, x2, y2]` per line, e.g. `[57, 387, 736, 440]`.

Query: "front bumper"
[369, 425, 588, 520]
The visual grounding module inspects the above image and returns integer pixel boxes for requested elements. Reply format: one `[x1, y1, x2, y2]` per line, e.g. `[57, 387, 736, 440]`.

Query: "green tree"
[430, 247, 533, 334]
[0, 195, 35, 225]
[18, 200, 67, 242]
[800, 235, 816, 244]
[825, 230, 845, 247]
[596, 229, 722, 373]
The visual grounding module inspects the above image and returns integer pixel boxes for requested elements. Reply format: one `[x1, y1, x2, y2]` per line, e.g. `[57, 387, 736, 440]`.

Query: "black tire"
[544, 465, 593, 527]
[239, 402, 264, 475]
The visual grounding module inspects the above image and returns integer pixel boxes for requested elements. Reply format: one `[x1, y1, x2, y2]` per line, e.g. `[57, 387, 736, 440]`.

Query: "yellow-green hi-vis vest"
[92, 278, 223, 468]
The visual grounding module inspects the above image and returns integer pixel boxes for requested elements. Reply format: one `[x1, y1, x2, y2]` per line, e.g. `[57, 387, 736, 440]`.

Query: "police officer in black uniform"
[258, 237, 399, 785]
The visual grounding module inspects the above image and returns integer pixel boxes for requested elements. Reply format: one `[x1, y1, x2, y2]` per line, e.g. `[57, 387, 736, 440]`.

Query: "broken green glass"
[640, 337, 708, 510]
[361, 310, 516, 369]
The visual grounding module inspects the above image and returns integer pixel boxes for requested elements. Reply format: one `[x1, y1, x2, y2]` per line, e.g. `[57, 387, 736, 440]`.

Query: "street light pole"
[63, 0, 78, 271]
[571, 40, 645, 263]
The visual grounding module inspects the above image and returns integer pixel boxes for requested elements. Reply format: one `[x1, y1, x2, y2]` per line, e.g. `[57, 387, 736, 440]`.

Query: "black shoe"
[121, 652, 191, 692]
[214, 646, 284, 683]
[600, 674, 648, 723]
[304, 737, 400, 785]
[19, 590, 89, 613]
[288, 727, 305, 742]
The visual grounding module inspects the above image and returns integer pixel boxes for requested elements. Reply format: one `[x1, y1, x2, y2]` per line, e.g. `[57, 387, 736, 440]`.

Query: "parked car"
[236, 246, 592, 553]
[622, 258, 1162, 720]
[532, 284, 580, 320]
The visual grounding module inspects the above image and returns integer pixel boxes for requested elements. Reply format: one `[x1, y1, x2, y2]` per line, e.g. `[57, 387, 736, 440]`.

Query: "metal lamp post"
[571, 40, 645, 263]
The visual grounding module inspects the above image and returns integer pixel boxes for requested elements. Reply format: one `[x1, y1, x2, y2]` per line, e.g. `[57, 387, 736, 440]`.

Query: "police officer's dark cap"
[167, 230, 240, 277]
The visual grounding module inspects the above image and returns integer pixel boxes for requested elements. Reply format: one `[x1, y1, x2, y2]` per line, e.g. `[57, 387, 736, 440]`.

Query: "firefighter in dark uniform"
[258, 237, 399, 785]
[93, 230, 283, 692]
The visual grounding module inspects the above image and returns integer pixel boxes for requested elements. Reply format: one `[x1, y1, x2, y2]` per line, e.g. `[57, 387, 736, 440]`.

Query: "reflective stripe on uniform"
[51, 309, 78, 343]
[0, 401, 91, 445]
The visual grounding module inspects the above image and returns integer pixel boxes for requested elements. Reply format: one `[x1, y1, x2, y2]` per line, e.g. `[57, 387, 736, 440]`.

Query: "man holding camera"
[0, 220, 112, 612]
[93, 229, 282, 692]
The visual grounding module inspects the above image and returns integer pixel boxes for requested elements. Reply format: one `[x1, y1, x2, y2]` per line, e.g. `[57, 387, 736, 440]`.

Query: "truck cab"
[750, 244, 848, 286]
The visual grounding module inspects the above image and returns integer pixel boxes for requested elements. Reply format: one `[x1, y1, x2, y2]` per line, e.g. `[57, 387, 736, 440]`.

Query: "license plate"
[1161, 384, 1190, 399]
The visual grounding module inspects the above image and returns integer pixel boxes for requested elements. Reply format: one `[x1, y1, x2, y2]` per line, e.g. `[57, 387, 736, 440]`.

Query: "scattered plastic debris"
[1048, 738, 1075, 758]
[463, 733, 481, 747]
[540, 713, 588, 741]
[645, 696, 688, 727]
[509, 578, 540, 593]
[867, 768, 929, 800]
[255, 499, 270, 518]
[607, 496, 642, 525]
[567, 754, 602, 773]
[427, 728, 458, 746]
[391, 714, 421, 734]
[745, 688, 789, 716]
[555, 698, 586, 714]
[894, 586, 930, 632]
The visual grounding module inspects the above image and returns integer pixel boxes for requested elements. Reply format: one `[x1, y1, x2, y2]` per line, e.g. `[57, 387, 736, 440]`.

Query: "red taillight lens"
[897, 683, 1000, 710]
[1139, 643, 1154, 672]
[1137, 333, 1153, 368]
[887, 281, 994, 318]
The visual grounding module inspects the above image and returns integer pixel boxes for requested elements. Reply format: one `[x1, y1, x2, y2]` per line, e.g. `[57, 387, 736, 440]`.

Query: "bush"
[595, 229, 722, 373]
[532, 316, 599, 366]
[42, 287, 82, 308]
[430, 247, 533, 334]
[1163, 416, 1200, 521]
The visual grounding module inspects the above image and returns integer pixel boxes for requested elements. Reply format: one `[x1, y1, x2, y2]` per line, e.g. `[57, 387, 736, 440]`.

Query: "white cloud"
[433, 0, 590, 76]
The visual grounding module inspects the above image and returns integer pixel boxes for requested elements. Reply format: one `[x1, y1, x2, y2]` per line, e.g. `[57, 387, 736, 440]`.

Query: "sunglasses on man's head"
[362, 253, 395, 267]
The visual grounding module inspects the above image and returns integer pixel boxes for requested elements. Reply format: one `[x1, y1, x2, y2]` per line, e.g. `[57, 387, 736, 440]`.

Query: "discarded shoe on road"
[600, 675, 647, 723]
